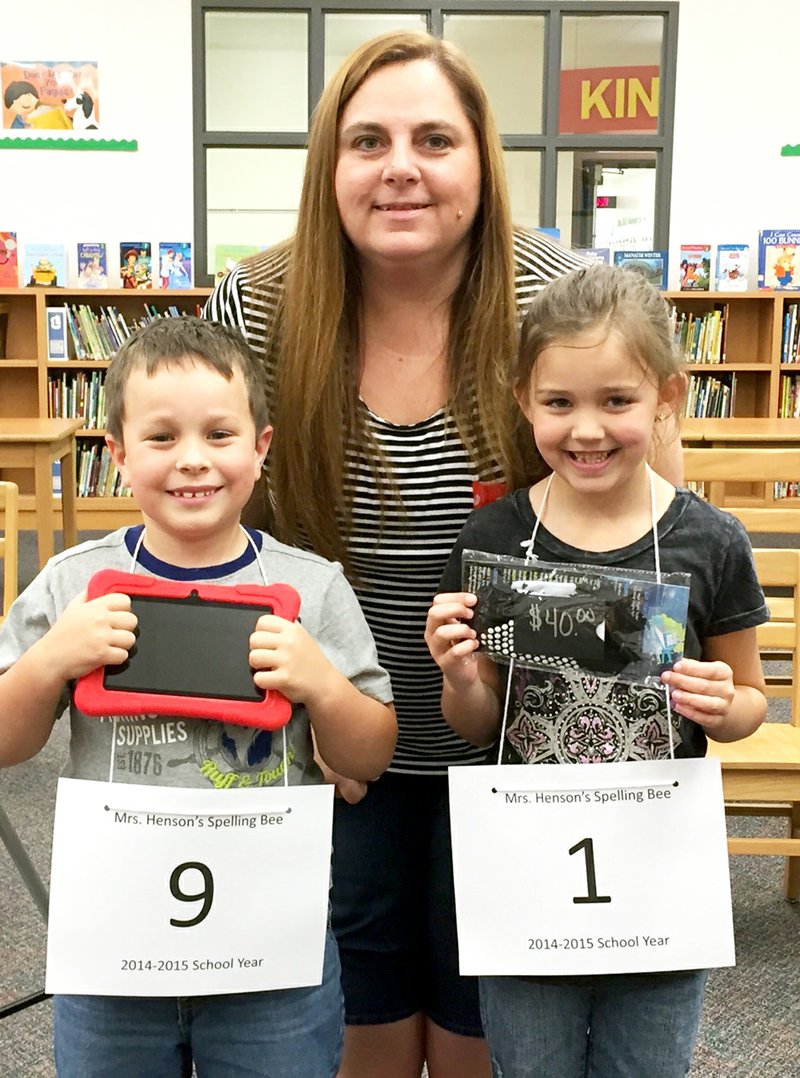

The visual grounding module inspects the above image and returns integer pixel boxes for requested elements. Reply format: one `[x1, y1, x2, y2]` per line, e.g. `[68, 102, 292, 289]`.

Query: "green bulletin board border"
[0, 137, 137, 151]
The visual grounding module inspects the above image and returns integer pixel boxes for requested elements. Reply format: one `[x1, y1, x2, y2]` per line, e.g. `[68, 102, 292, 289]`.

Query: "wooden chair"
[682, 446, 800, 537]
[706, 547, 800, 901]
[682, 447, 800, 679]
[0, 479, 19, 625]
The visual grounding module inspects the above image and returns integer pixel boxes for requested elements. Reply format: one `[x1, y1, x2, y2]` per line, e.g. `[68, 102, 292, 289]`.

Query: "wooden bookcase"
[0, 287, 210, 530]
[2, 287, 799, 528]
[668, 288, 800, 509]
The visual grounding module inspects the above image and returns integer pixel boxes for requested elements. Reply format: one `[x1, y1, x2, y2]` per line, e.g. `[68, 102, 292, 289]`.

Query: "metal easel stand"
[0, 800, 52, 1019]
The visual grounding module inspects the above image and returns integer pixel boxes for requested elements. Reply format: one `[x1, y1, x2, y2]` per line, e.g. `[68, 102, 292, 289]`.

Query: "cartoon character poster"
[1, 61, 99, 131]
[159, 242, 193, 289]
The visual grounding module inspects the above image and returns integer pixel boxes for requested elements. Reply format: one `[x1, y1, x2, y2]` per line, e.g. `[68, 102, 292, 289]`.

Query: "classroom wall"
[669, 0, 800, 287]
[0, 0, 797, 289]
[0, 1, 194, 287]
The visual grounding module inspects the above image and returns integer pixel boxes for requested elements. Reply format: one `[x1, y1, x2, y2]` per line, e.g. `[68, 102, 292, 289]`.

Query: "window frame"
[192, 0, 678, 285]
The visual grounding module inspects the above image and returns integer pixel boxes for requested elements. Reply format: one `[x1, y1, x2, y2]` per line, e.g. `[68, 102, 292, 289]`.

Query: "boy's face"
[106, 359, 271, 566]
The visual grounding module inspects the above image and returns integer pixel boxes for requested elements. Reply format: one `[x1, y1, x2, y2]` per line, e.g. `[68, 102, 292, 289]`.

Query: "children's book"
[678, 244, 711, 291]
[119, 242, 152, 290]
[0, 231, 18, 286]
[213, 244, 264, 280]
[159, 242, 192, 289]
[714, 244, 749, 291]
[574, 247, 611, 264]
[76, 242, 108, 288]
[23, 242, 67, 287]
[758, 229, 800, 290]
[46, 305, 70, 360]
[613, 250, 668, 290]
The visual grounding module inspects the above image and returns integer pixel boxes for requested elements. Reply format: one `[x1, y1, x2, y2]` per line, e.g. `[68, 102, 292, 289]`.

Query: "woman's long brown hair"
[265, 32, 536, 573]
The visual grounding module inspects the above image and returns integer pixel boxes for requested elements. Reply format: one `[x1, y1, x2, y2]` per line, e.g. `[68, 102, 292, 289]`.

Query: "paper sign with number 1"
[449, 757, 734, 976]
[45, 778, 334, 996]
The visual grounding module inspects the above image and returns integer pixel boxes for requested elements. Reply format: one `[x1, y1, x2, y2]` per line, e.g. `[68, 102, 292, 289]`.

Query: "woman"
[205, 31, 682, 1078]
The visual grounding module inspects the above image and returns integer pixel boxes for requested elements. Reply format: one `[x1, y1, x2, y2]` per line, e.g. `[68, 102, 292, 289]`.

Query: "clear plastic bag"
[461, 549, 690, 684]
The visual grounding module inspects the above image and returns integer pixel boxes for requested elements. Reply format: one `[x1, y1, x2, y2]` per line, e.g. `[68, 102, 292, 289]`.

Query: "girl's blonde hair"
[515, 263, 685, 393]
[263, 31, 534, 572]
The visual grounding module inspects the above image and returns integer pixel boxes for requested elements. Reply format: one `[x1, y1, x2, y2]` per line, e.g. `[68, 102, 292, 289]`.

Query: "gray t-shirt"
[0, 526, 393, 789]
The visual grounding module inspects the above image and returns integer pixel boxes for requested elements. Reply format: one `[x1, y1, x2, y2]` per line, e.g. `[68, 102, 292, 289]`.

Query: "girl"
[425, 263, 768, 1078]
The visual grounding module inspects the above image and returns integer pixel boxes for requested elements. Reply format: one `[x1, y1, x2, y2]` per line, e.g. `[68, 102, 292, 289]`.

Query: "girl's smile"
[516, 327, 668, 502]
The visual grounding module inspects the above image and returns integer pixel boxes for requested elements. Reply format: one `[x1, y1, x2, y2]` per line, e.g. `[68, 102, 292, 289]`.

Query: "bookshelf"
[0, 287, 210, 530]
[668, 289, 800, 509]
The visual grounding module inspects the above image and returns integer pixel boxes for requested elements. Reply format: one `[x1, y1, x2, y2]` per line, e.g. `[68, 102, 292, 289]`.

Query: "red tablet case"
[74, 570, 301, 730]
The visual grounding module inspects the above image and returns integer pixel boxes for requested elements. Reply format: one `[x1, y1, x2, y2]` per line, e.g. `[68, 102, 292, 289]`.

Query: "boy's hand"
[44, 591, 138, 681]
[249, 615, 334, 705]
[425, 592, 480, 688]
[660, 658, 735, 733]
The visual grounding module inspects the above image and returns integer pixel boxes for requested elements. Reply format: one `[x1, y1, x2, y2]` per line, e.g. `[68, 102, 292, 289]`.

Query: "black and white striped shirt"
[204, 229, 587, 773]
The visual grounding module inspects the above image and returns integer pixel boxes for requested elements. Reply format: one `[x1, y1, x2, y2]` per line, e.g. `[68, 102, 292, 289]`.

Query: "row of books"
[584, 231, 800, 293]
[0, 236, 193, 291]
[672, 307, 726, 364]
[48, 370, 107, 429]
[75, 443, 132, 499]
[681, 373, 735, 419]
[773, 482, 800, 500]
[780, 303, 800, 363]
[778, 374, 800, 418]
[48, 303, 202, 361]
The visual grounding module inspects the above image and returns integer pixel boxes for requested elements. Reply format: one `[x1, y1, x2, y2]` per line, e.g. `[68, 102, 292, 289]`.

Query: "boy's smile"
[106, 360, 271, 566]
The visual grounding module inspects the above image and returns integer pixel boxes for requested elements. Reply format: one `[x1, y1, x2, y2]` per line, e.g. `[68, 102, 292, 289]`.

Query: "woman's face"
[334, 59, 481, 272]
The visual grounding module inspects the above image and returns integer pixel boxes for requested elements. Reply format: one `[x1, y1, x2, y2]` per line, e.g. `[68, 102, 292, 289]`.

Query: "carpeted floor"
[1, 531, 799, 1076]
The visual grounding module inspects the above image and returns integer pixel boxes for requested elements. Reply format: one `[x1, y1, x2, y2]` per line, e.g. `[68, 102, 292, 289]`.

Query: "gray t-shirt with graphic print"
[0, 526, 393, 789]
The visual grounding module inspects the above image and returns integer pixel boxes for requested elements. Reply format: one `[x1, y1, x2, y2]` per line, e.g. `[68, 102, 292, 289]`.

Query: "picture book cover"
[613, 250, 668, 290]
[119, 242, 152, 289]
[23, 242, 66, 287]
[46, 305, 69, 360]
[714, 244, 749, 291]
[0, 231, 19, 286]
[758, 229, 800, 290]
[77, 242, 108, 288]
[679, 244, 711, 291]
[574, 247, 611, 264]
[213, 244, 264, 280]
[1, 60, 99, 131]
[159, 242, 192, 289]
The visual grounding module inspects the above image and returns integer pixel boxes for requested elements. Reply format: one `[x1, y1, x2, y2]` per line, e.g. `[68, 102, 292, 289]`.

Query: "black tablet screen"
[103, 594, 273, 701]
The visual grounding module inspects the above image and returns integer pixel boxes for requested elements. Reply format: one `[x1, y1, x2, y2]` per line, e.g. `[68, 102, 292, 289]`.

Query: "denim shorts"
[480, 969, 709, 1077]
[53, 929, 343, 1077]
[330, 770, 483, 1037]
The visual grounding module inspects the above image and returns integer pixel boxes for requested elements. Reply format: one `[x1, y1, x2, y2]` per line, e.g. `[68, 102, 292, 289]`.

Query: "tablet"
[74, 570, 301, 729]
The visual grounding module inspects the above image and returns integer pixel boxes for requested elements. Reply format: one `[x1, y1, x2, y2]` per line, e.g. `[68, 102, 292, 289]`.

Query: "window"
[193, 2, 678, 284]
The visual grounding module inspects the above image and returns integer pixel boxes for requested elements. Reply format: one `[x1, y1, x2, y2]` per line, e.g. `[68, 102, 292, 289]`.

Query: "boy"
[0, 317, 396, 1078]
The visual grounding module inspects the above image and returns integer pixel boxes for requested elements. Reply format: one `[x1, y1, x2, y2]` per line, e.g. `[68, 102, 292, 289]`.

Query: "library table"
[0, 417, 83, 569]
[681, 417, 800, 446]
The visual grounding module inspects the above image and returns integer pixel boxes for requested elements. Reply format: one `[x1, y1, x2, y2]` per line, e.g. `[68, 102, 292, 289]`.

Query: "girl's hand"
[660, 658, 735, 734]
[425, 592, 480, 688]
[44, 590, 137, 681]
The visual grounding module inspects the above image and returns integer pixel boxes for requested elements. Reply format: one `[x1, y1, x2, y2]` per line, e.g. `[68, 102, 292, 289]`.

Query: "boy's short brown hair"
[105, 317, 268, 442]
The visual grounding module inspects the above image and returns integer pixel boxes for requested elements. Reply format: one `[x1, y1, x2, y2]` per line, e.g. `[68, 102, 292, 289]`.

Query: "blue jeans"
[53, 930, 343, 1077]
[480, 970, 708, 1078]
